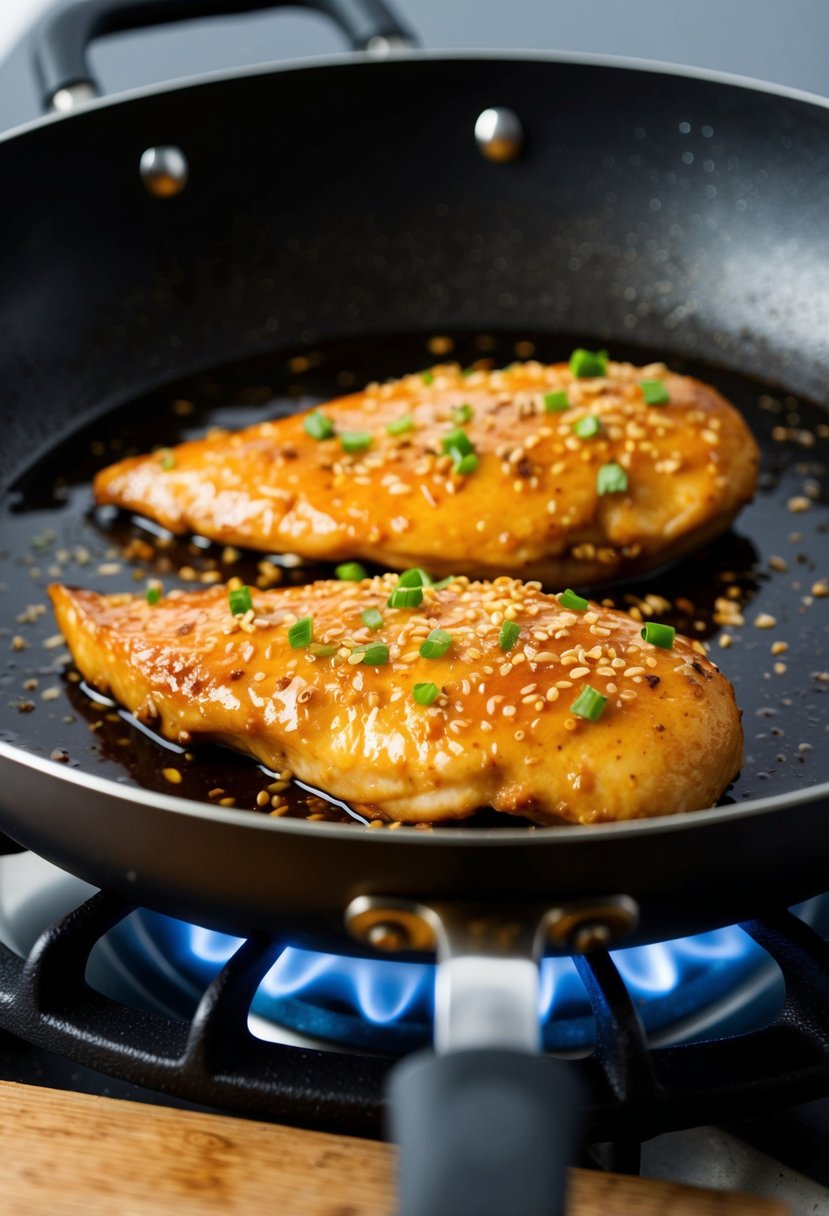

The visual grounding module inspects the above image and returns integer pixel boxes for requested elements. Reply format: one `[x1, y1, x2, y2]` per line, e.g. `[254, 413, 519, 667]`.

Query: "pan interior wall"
[2, 55, 829, 487]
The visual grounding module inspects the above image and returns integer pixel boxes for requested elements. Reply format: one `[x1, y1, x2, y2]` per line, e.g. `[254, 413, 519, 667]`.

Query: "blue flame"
[166, 918, 770, 1047]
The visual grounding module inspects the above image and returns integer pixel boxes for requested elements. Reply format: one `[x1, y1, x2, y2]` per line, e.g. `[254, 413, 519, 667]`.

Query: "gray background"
[1, 0, 829, 131]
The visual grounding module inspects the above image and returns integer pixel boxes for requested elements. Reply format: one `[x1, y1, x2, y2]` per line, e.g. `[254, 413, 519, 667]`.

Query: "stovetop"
[0, 847, 827, 1214]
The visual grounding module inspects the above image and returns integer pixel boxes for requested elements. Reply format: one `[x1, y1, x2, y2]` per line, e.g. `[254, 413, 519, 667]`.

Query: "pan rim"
[2, 738, 826, 846]
[3, 46, 829, 148]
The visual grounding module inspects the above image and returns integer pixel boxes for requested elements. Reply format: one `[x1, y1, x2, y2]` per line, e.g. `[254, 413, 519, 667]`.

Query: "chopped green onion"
[399, 568, 427, 587]
[145, 583, 162, 605]
[288, 616, 313, 648]
[452, 450, 479, 475]
[543, 390, 569, 413]
[159, 448, 176, 470]
[335, 561, 367, 582]
[360, 642, 389, 666]
[498, 620, 521, 651]
[422, 370, 434, 385]
[228, 585, 253, 615]
[570, 685, 608, 722]
[340, 430, 372, 454]
[309, 643, 337, 658]
[572, 415, 601, 439]
[560, 589, 588, 611]
[597, 462, 628, 495]
[640, 379, 671, 406]
[431, 575, 455, 590]
[640, 622, 676, 649]
[441, 428, 474, 457]
[461, 367, 474, 378]
[412, 682, 440, 706]
[386, 413, 414, 436]
[451, 403, 474, 425]
[303, 411, 335, 440]
[361, 607, 384, 630]
[387, 568, 429, 607]
[387, 586, 424, 609]
[569, 348, 609, 378]
[420, 628, 453, 659]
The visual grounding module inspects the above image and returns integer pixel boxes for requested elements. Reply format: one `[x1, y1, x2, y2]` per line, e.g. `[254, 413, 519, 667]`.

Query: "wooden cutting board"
[0, 1080, 788, 1215]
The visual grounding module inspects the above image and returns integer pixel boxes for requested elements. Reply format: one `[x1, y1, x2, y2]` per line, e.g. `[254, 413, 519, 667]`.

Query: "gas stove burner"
[1, 851, 826, 1059]
[99, 906, 806, 1054]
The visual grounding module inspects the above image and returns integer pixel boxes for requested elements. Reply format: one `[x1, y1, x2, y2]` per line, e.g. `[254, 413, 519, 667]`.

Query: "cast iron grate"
[0, 891, 827, 1142]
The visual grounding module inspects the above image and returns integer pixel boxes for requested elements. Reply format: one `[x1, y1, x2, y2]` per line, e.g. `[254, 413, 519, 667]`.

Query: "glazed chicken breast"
[49, 575, 743, 826]
[93, 356, 759, 587]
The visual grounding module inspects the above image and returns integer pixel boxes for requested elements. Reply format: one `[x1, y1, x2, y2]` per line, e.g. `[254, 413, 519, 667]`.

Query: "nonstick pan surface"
[0, 51, 828, 949]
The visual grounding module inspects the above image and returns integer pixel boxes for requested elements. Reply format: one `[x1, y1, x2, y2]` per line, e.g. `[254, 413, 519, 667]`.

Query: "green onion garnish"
[387, 586, 424, 609]
[452, 451, 479, 475]
[360, 642, 389, 666]
[387, 568, 427, 608]
[569, 348, 609, 378]
[399, 568, 427, 587]
[145, 583, 161, 605]
[420, 628, 453, 659]
[560, 589, 588, 611]
[422, 370, 434, 385]
[159, 448, 176, 470]
[451, 403, 474, 425]
[386, 413, 414, 436]
[303, 411, 335, 440]
[441, 428, 474, 457]
[309, 643, 337, 658]
[288, 616, 313, 648]
[228, 585, 253, 615]
[498, 620, 521, 651]
[640, 622, 676, 649]
[570, 685, 608, 722]
[340, 431, 372, 454]
[597, 462, 628, 495]
[361, 607, 384, 630]
[572, 415, 601, 439]
[640, 379, 671, 406]
[335, 561, 367, 581]
[412, 682, 440, 706]
[431, 575, 455, 590]
[543, 390, 569, 413]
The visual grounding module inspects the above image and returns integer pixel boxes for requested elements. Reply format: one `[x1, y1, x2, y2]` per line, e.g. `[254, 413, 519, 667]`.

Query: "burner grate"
[0, 891, 828, 1141]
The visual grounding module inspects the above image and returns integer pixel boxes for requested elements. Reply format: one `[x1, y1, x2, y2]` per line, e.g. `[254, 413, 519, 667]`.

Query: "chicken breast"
[93, 357, 759, 587]
[49, 575, 743, 826]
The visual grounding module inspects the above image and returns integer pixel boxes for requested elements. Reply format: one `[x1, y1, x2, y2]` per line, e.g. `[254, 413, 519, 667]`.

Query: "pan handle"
[389, 1048, 584, 1216]
[33, 0, 417, 112]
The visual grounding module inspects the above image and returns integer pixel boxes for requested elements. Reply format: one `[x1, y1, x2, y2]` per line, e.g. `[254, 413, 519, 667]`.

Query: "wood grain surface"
[0, 1080, 789, 1215]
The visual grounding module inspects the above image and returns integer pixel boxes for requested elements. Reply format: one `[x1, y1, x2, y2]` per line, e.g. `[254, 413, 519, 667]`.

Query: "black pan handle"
[34, 0, 416, 110]
[388, 1048, 585, 1216]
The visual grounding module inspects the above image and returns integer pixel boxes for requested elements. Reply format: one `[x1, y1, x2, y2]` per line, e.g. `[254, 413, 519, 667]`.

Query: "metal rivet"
[570, 923, 612, 955]
[367, 922, 410, 952]
[51, 82, 98, 113]
[345, 895, 439, 953]
[140, 146, 189, 198]
[365, 34, 415, 56]
[475, 107, 524, 163]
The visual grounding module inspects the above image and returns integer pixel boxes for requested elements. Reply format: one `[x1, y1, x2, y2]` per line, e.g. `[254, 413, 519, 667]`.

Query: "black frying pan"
[0, 1, 828, 1212]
